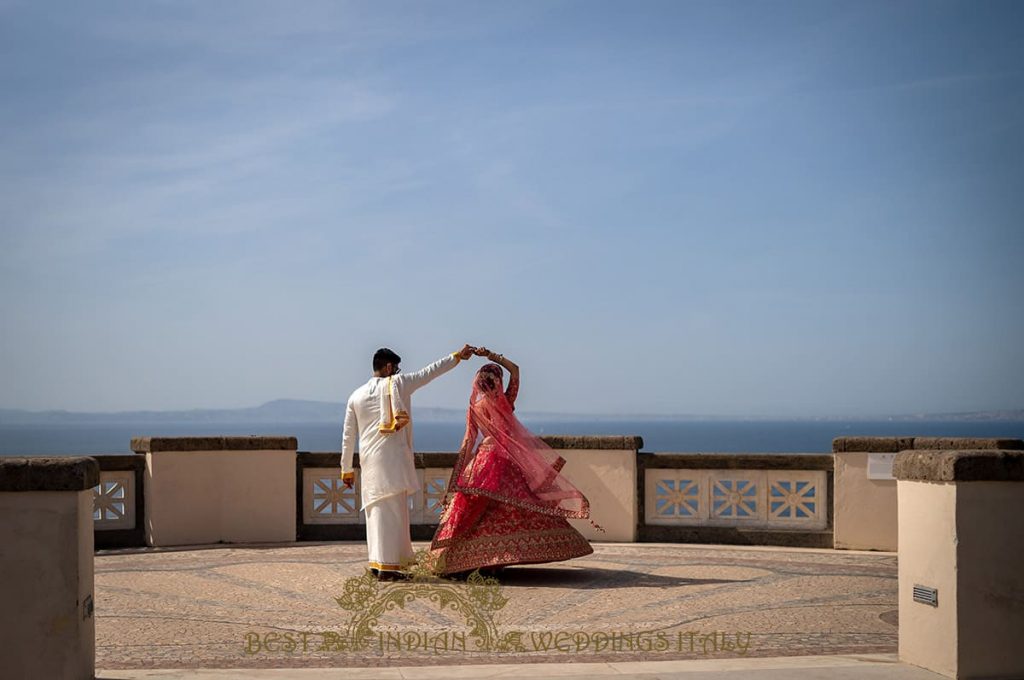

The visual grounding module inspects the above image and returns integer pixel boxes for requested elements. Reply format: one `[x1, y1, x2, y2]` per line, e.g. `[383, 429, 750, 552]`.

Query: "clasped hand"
[473, 346, 499, 361]
[457, 344, 496, 361]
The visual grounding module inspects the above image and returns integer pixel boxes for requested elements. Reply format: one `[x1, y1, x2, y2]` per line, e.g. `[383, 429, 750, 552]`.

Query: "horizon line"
[2, 398, 1023, 423]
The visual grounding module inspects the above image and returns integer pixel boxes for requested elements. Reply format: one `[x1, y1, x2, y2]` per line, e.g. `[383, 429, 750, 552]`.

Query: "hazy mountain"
[0, 400, 1022, 425]
[0, 399, 353, 425]
[874, 410, 1024, 422]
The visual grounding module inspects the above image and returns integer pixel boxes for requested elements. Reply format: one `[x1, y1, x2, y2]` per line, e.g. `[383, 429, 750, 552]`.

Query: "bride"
[429, 347, 598, 576]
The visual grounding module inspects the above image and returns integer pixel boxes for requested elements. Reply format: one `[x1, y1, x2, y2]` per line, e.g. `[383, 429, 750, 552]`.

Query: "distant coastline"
[1, 399, 1022, 426]
[3, 396, 1023, 457]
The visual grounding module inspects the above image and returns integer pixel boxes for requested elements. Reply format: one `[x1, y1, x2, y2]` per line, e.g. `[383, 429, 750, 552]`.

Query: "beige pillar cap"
[893, 449, 1024, 482]
[131, 436, 298, 453]
[0, 456, 100, 491]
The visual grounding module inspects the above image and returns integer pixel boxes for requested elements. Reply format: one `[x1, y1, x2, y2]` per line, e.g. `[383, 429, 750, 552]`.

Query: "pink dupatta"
[432, 364, 598, 549]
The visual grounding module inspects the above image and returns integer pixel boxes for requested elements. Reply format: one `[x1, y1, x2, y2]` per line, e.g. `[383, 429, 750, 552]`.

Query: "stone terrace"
[94, 541, 898, 672]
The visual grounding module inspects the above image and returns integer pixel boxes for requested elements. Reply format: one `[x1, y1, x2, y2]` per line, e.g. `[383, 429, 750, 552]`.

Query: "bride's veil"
[433, 363, 594, 550]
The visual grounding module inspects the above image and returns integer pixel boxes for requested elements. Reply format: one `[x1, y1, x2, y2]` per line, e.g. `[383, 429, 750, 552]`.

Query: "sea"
[2, 420, 1023, 456]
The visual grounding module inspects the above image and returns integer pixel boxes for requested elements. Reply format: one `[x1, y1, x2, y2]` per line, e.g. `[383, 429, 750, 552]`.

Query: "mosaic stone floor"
[94, 542, 898, 670]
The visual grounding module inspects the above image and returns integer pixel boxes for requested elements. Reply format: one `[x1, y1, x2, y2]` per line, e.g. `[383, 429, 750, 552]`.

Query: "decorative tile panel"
[645, 468, 827, 530]
[710, 474, 762, 522]
[93, 471, 135, 530]
[407, 469, 424, 523]
[766, 470, 826, 529]
[302, 467, 458, 525]
[645, 470, 708, 524]
[657, 477, 702, 519]
[422, 468, 452, 523]
[303, 468, 363, 524]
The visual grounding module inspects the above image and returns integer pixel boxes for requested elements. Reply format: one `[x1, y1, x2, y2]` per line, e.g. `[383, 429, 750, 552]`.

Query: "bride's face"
[475, 366, 503, 394]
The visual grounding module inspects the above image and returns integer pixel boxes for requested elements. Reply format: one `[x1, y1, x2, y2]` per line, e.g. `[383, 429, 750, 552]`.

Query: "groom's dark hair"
[373, 348, 401, 372]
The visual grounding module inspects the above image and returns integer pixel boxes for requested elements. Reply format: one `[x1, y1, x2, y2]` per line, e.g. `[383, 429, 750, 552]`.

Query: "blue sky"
[1, 1, 1022, 417]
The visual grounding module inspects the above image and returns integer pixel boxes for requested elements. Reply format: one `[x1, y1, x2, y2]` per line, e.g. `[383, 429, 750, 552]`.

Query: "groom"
[341, 344, 476, 580]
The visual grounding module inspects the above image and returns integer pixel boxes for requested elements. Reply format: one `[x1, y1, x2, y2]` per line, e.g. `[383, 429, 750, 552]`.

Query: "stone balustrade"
[296, 435, 642, 543]
[73, 432, 1023, 552]
[639, 452, 834, 547]
[92, 454, 145, 549]
[296, 450, 458, 541]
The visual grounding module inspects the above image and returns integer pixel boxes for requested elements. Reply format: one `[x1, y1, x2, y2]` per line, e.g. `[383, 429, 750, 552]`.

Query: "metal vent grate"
[913, 584, 938, 607]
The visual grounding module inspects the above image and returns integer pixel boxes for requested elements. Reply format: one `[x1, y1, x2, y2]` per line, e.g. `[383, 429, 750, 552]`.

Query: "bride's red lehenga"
[429, 364, 596, 574]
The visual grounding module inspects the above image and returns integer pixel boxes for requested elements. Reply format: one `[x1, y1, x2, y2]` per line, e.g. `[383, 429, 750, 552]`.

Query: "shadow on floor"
[457, 565, 752, 589]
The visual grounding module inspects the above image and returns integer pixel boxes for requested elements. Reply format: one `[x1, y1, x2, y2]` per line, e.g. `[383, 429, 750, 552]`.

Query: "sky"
[1, 0, 1022, 418]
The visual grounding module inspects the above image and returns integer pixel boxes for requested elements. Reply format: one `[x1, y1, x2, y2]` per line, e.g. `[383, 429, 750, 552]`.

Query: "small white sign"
[867, 453, 897, 480]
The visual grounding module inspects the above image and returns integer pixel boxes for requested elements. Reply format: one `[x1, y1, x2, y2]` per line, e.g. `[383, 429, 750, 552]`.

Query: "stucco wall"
[897, 480, 959, 678]
[834, 452, 897, 551]
[955, 482, 1024, 679]
[558, 448, 637, 542]
[145, 449, 296, 546]
[0, 489, 95, 680]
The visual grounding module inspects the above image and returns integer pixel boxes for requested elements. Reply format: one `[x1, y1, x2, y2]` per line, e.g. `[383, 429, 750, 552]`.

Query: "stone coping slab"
[893, 449, 1024, 482]
[131, 436, 299, 453]
[131, 435, 637, 453]
[910, 436, 1024, 450]
[539, 435, 644, 450]
[832, 436, 1023, 453]
[95, 454, 146, 471]
[300, 448, 814, 470]
[640, 452, 833, 470]
[298, 452, 458, 468]
[0, 455, 100, 491]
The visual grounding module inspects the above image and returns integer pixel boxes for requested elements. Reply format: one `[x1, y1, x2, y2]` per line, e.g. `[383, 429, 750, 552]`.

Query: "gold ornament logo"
[333, 548, 526, 652]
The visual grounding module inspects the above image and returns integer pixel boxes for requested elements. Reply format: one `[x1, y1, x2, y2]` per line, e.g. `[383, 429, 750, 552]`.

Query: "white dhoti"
[365, 492, 415, 572]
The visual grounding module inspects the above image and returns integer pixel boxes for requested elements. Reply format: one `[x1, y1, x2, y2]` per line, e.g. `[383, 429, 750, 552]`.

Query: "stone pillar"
[894, 449, 1024, 679]
[833, 436, 1022, 551]
[540, 435, 642, 542]
[0, 456, 98, 680]
[131, 436, 297, 547]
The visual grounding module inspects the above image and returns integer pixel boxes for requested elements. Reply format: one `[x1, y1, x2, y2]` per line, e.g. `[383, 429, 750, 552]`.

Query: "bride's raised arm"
[474, 346, 520, 404]
[474, 347, 518, 381]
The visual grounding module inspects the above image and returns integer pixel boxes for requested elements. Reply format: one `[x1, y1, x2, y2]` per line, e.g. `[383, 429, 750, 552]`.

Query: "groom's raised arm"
[398, 348, 469, 394]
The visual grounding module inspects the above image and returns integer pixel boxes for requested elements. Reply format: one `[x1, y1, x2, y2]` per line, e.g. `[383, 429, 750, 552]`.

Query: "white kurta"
[341, 352, 462, 569]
